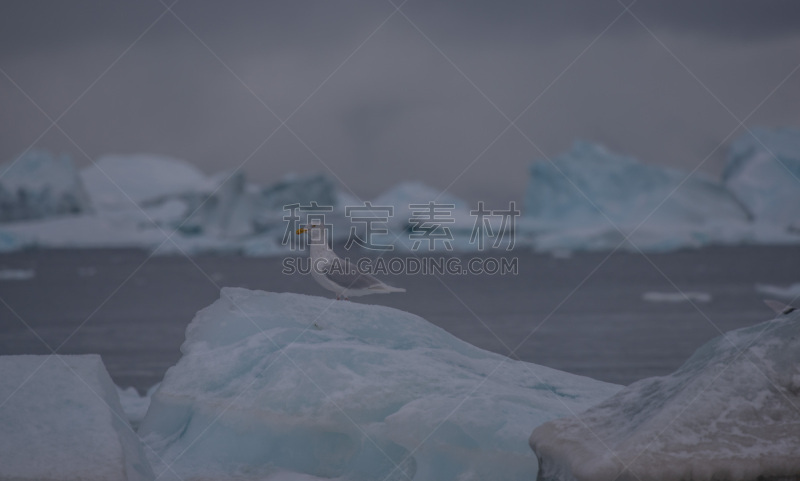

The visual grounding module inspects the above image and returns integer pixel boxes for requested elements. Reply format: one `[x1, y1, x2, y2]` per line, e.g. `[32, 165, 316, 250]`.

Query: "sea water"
[0, 245, 797, 390]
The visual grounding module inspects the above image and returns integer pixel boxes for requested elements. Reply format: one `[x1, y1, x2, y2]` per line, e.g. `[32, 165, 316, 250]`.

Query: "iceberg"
[523, 141, 752, 252]
[80, 154, 213, 209]
[139, 288, 620, 481]
[372, 181, 472, 228]
[0, 150, 93, 222]
[0, 354, 154, 481]
[180, 171, 258, 238]
[261, 173, 338, 212]
[368, 181, 484, 252]
[529, 309, 800, 481]
[723, 127, 800, 227]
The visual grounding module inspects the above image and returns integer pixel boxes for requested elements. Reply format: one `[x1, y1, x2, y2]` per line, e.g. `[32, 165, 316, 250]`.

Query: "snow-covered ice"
[723, 127, 800, 227]
[529, 309, 800, 481]
[139, 288, 621, 481]
[641, 291, 711, 303]
[755, 282, 800, 301]
[0, 355, 154, 481]
[0, 150, 93, 222]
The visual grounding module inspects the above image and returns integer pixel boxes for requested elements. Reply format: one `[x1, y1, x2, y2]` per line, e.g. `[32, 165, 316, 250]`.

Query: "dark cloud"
[1, 1, 799, 206]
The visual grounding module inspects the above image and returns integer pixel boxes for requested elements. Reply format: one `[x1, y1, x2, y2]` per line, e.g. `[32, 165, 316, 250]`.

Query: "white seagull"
[295, 224, 406, 300]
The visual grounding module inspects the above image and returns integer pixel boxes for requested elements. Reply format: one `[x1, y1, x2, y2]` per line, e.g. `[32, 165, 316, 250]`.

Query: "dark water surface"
[1, 246, 798, 391]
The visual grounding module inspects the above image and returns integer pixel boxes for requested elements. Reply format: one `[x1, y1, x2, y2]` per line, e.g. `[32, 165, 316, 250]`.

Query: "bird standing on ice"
[295, 224, 406, 300]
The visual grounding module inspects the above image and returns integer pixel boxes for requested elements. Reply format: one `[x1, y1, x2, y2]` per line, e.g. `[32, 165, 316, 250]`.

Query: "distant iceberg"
[530, 309, 800, 481]
[1, 128, 798, 255]
[522, 138, 799, 252]
[80, 153, 213, 209]
[369, 181, 480, 252]
[723, 127, 800, 228]
[526, 141, 747, 226]
[0, 153, 349, 254]
[0, 150, 93, 222]
[139, 288, 620, 481]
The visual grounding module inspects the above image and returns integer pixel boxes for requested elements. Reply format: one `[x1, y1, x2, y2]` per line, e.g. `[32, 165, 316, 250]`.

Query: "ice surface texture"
[139, 288, 620, 481]
[0, 354, 153, 481]
[529, 309, 800, 481]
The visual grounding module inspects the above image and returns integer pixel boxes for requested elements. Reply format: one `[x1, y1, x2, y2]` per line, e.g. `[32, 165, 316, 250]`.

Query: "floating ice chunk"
[724, 127, 800, 227]
[754, 282, 800, 301]
[0, 150, 93, 222]
[0, 268, 35, 280]
[139, 288, 620, 481]
[0, 355, 154, 481]
[530, 310, 800, 481]
[641, 291, 711, 303]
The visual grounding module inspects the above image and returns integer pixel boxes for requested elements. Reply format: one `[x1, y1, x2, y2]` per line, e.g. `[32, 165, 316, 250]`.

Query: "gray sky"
[2, 1, 799, 206]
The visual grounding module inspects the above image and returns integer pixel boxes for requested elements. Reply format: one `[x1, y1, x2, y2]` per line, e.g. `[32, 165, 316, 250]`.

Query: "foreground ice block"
[529, 309, 800, 481]
[0, 354, 154, 481]
[139, 288, 620, 481]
